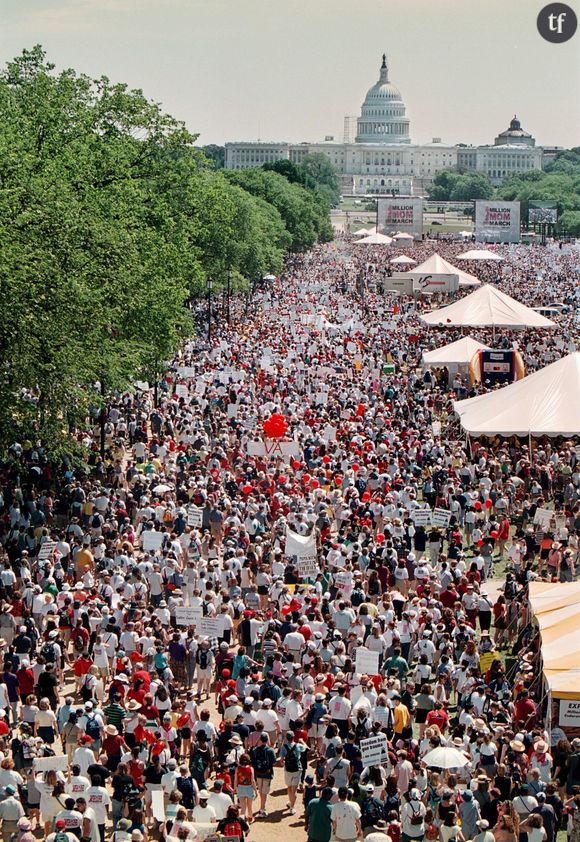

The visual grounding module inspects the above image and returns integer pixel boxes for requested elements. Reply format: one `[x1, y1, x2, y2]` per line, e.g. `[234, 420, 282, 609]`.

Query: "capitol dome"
[355, 54, 411, 145]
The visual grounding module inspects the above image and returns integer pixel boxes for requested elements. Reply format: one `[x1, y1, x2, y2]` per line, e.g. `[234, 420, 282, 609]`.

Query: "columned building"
[224, 55, 552, 195]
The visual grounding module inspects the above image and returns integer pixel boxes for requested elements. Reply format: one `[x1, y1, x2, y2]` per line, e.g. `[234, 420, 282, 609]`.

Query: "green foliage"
[200, 144, 225, 169]
[427, 170, 493, 201]
[544, 147, 580, 177]
[496, 168, 580, 224]
[299, 153, 341, 207]
[0, 46, 331, 454]
[225, 167, 332, 251]
[263, 159, 305, 184]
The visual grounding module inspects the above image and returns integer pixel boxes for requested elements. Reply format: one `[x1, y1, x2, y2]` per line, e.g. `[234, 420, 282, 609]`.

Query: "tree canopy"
[427, 170, 494, 201]
[0, 47, 332, 454]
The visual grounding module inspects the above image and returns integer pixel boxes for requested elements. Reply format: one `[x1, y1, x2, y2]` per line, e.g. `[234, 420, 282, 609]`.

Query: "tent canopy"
[355, 232, 393, 245]
[422, 336, 489, 368]
[407, 252, 481, 287]
[352, 227, 375, 237]
[453, 353, 580, 437]
[457, 249, 503, 261]
[528, 582, 580, 698]
[390, 255, 417, 265]
[420, 283, 557, 329]
[393, 232, 414, 240]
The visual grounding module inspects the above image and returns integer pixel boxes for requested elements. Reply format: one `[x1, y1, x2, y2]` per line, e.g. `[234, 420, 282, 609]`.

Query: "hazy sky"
[2, 0, 579, 148]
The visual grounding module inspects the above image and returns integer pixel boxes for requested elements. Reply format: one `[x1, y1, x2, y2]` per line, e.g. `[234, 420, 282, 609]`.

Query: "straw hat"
[106, 725, 119, 736]
[510, 739, 525, 753]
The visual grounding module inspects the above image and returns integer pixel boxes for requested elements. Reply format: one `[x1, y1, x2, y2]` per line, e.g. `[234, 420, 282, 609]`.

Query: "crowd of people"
[0, 234, 578, 842]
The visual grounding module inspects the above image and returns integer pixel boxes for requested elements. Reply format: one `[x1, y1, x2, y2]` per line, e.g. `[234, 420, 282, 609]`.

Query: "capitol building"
[224, 54, 555, 196]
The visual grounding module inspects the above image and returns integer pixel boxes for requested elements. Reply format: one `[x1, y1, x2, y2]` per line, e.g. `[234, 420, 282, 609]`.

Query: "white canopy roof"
[393, 232, 414, 240]
[352, 227, 375, 237]
[408, 252, 481, 287]
[420, 283, 557, 329]
[355, 232, 393, 245]
[453, 353, 580, 437]
[422, 337, 490, 367]
[390, 255, 417, 265]
[457, 249, 503, 261]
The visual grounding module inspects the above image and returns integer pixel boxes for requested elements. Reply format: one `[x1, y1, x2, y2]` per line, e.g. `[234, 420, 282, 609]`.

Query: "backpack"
[55, 833, 69, 842]
[41, 642, 57, 662]
[197, 649, 209, 669]
[84, 714, 101, 741]
[409, 805, 423, 826]
[252, 746, 272, 776]
[222, 820, 243, 840]
[362, 797, 383, 827]
[284, 744, 301, 773]
[74, 634, 85, 652]
[92, 514, 102, 529]
[260, 682, 276, 702]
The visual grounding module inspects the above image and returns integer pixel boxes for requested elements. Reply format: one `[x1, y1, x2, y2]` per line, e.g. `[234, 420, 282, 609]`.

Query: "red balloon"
[356, 404, 365, 416]
[477, 539, 484, 546]
[352, 463, 360, 472]
[292, 460, 301, 470]
[485, 499, 492, 509]
[322, 455, 330, 464]
[376, 533, 385, 544]
[474, 501, 482, 511]
[263, 413, 289, 440]
[362, 491, 371, 502]
[242, 484, 252, 494]
[278, 475, 286, 485]
[311, 478, 320, 489]
[490, 530, 499, 539]
[302, 473, 311, 484]
[335, 475, 343, 485]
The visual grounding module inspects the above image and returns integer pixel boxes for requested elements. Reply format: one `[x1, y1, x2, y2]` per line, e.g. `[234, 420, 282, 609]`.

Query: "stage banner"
[377, 198, 423, 237]
[475, 201, 520, 243]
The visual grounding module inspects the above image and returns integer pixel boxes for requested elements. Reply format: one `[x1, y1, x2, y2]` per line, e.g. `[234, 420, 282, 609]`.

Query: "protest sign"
[355, 648, 380, 675]
[295, 557, 320, 578]
[534, 508, 553, 530]
[360, 733, 389, 767]
[175, 607, 203, 627]
[175, 384, 189, 399]
[197, 617, 222, 638]
[151, 790, 166, 822]
[413, 508, 432, 527]
[187, 507, 203, 528]
[431, 508, 451, 528]
[38, 541, 57, 561]
[142, 530, 164, 551]
[33, 754, 69, 773]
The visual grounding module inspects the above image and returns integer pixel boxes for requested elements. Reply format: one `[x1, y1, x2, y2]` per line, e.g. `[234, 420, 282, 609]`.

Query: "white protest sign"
[33, 754, 69, 773]
[560, 700, 580, 727]
[534, 508, 553, 530]
[334, 571, 352, 593]
[360, 733, 389, 767]
[142, 530, 164, 551]
[355, 648, 380, 675]
[38, 541, 57, 561]
[197, 617, 222, 638]
[295, 557, 320, 578]
[413, 508, 432, 527]
[323, 425, 337, 442]
[151, 789, 166, 821]
[175, 384, 189, 399]
[195, 380, 206, 396]
[187, 507, 203, 528]
[176, 367, 196, 378]
[431, 508, 451, 528]
[174, 607, 203, 627]
[285, 528, 318, 560]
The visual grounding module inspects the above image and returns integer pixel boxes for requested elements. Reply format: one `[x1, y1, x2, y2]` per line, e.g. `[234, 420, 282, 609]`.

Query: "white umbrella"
[422, 747, 469, 769]
[392, 232, 414, 240]
[152, 483, 172, 494]
[457, 249, 503, 262]
[390, 255, 417, 265]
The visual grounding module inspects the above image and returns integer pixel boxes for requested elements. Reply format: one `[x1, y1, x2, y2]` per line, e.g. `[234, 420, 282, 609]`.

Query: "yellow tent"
[527, 581, 580, 699]
[528, 581, 580, 616]
[544, 669, 580, 700]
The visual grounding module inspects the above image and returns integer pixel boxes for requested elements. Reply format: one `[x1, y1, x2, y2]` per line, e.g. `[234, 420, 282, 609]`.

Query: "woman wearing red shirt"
[102, 725, 128, 772]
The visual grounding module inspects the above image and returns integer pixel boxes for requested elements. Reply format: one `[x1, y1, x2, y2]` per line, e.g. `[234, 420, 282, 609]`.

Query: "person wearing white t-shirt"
[85, 779, 111, 837]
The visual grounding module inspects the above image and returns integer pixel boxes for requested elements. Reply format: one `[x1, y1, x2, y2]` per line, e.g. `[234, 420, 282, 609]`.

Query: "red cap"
[56, 820, 67, 829]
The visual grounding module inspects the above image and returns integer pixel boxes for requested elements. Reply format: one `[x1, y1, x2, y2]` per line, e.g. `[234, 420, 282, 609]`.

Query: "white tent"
[390, 255, 417, 265]
[355, 232, 394, 245]
[352, 227, 375, 237]
[457, 249, 503, 261]
[408, 252, 481, 287]
[422, 336, 488, 369]
[392, 232, 414, 240]
[453, 353, 580, 438]
[420, 284, 557, 329]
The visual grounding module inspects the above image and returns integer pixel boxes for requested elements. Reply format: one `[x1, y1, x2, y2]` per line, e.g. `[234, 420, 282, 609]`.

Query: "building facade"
[224, 56, 551, 195]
